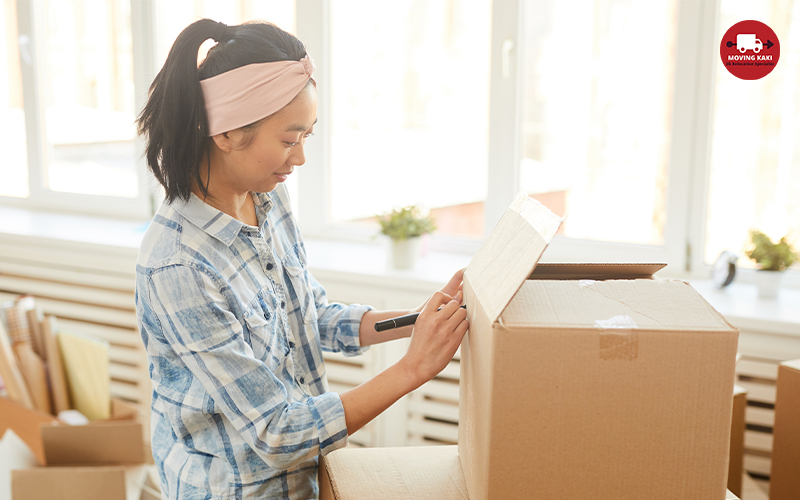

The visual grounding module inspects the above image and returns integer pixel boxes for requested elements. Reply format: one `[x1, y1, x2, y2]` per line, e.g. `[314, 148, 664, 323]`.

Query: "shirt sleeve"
[307, 270, 373, 356]
[147, 263, 349, 470]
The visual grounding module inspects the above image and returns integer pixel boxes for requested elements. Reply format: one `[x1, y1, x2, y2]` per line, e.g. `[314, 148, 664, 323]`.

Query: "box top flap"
[530, 262, 666, 280]
[465, 193, 563, 324]
[780, 359, 800, 372]
[321, 446, 468, 500]
[501, 279, 737, 332]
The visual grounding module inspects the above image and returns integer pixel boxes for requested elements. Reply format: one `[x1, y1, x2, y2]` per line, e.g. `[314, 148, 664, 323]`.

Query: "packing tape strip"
[595, 315, 638, 361]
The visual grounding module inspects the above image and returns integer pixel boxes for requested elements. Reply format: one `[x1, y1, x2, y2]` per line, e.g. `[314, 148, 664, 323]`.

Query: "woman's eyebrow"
[285, 117, 317, 132]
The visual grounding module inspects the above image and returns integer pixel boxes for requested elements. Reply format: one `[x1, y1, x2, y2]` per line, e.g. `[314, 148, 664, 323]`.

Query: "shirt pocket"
[281, 244, 318, 326]
[243, 288, 285, 368]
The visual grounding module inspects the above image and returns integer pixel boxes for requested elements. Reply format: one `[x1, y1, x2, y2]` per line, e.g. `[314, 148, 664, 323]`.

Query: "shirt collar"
[172, 192, 275, 246]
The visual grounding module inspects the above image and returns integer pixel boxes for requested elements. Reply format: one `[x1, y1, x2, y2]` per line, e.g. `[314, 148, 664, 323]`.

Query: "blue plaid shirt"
[135, 185, 371, 499]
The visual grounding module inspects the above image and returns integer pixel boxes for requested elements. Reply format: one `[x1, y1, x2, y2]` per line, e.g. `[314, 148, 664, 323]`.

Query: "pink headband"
[200, 55, 315, 136]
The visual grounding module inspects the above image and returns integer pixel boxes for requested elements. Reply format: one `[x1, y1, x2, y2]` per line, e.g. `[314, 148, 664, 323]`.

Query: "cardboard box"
[458, 194, 739, 500]
[769, 359, 800, 500]
[727, 385, 746, 496]
[12, 465, 147, 500]
[0, 396, 145, 466]
[319, 445, 467, 500]
[318, 445, 742, 500]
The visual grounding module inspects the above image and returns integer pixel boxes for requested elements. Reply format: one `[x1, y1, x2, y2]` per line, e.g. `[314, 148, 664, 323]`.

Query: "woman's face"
[217, 84, 317, 195]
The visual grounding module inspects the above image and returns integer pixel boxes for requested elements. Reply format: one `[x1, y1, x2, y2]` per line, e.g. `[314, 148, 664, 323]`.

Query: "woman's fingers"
[422, 291, 453, 314]
[440, 269, 464, 297]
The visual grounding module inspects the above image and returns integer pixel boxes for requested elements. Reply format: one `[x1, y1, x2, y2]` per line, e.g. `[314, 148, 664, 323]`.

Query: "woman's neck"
[192, 155, 258, 227]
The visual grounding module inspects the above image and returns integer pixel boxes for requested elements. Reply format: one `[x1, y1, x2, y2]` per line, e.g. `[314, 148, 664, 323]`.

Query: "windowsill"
[0, 205, 798, 336]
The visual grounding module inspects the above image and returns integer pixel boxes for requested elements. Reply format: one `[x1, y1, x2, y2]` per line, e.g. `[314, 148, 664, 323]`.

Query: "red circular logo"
[720, 20, 780, 80]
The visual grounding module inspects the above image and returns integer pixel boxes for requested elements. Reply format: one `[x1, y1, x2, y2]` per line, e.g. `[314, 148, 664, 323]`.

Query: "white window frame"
[3, 0, 156, 219]
[3, 0, 798, 287]
[295, 0, 718, 275]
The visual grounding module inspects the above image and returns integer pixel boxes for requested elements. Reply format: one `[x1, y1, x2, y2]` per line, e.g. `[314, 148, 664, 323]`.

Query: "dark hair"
[136, 19, 308, 203]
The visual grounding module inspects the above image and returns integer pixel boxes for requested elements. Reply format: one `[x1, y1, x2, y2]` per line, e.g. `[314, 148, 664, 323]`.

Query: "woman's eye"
[304, 132, 314, 139]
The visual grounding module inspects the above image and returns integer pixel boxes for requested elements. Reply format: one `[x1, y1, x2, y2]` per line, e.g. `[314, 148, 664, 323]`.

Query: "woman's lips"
[274, 172, 291, 182]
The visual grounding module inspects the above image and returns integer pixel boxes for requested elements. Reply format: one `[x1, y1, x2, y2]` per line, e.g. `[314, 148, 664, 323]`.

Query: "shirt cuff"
[309, 391, 349, 456]
[337, 304, 374, 357]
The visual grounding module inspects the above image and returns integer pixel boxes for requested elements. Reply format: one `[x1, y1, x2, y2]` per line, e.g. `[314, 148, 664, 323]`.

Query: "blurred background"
[1, 0, 798, 276]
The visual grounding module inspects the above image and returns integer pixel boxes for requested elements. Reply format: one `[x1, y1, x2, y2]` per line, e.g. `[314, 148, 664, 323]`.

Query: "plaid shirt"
[135, 185, 371, 499]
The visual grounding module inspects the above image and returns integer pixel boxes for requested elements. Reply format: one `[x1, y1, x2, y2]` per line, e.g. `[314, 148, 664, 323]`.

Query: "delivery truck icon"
[737, 33, 762, 53]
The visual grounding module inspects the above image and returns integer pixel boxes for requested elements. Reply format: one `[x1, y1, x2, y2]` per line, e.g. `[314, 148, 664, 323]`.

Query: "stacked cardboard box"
[769, 359, 800, 500]
[727, 385, 747, 496]
[0, 299, 146, 499]
[322, 194, 739, 499]
[319, 446, 742, 500]
[1, 396, 146, 499]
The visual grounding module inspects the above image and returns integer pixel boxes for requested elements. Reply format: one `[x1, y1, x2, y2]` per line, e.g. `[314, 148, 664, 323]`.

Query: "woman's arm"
[357, 269, 464, 346]
[342, 285, 468, 435]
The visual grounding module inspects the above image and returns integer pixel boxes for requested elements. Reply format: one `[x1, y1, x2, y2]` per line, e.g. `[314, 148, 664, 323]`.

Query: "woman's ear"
[211, 131, 235, 153]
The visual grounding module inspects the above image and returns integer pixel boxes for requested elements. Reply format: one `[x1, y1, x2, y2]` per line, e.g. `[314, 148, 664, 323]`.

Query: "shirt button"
[264, 312, 270, 320]
[266, 263, 274, 271]
[298, 376, 305, 384]
[281, 300, 286, 308]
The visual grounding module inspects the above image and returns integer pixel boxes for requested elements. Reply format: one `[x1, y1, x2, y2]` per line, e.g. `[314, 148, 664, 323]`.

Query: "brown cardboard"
[531, 262, 666, 280]
[0, 396, 57, 465]
[41, 420, 145, 466]
[458, 193, 739, 500]
[319, 446, 467, 500]
[12, 465, 147, 500]
[769, 359, 800, 500]
[317, 445, 743, 500]
[0, 396, 144, 466]
[728, 385, 746, 496]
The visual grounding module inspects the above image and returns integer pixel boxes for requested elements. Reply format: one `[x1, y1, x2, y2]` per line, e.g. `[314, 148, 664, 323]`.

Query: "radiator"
[0, 236, 148, 414]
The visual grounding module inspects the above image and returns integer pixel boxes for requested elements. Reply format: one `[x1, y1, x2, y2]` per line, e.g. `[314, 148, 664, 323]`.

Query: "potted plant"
[378, 206, 436, 269]
[744, 229, 798, 298]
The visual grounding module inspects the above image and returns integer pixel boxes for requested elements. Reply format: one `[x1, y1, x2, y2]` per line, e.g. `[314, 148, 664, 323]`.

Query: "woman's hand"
[400, 283, 469, 388]
[341, 269, 468, 434]
[412, 269, 464, 314]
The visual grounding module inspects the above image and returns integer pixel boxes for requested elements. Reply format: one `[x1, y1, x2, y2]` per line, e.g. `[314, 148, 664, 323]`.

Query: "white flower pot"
[391, 237, 422, 269]
[755, 270, 784, 299]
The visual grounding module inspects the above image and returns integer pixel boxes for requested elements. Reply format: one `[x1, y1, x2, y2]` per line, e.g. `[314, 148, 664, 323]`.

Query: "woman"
[135, 19, 468, 500]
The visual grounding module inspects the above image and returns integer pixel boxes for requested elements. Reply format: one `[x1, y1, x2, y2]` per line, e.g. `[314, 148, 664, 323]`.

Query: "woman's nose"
[290, 142, 306, 166]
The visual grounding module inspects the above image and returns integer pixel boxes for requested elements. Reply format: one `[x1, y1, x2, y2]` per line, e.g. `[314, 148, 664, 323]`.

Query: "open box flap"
[530, 262, 666, 280]
[464, 193, 563, 324]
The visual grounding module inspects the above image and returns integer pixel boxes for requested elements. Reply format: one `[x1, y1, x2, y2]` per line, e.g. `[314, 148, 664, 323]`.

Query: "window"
[327, 0, 491, 238]
[1, 0, 28, 198]
[1, 0, 294, 218]
[2, 0, 798, 282]
[520, 0, 678, 246]
[705, 0, 800, 267]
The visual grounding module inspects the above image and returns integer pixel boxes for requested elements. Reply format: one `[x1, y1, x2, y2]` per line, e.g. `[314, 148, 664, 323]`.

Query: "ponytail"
[136, 19, 307, 204]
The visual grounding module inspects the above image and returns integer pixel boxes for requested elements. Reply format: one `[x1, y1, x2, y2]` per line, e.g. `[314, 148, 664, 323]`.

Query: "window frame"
[3, 0, 799, 287]
[3, 0, 155, 220]
[295, 0, 719, 275]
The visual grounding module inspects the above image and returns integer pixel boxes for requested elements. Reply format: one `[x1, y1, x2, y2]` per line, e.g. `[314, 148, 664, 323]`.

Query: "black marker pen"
[374, 305, 466, 332]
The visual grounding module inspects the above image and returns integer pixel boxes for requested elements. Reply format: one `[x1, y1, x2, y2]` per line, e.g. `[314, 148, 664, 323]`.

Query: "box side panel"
[41, 421, 145, 465]
[486, 325, 738, 500]
[0, 396, 57, 465]
[12, 467, 128, 500]
[318, 455, 336, 500]
[727, 388, 746, 496]
[770, 363, 800, 500]
[458, 278, 494, 500]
